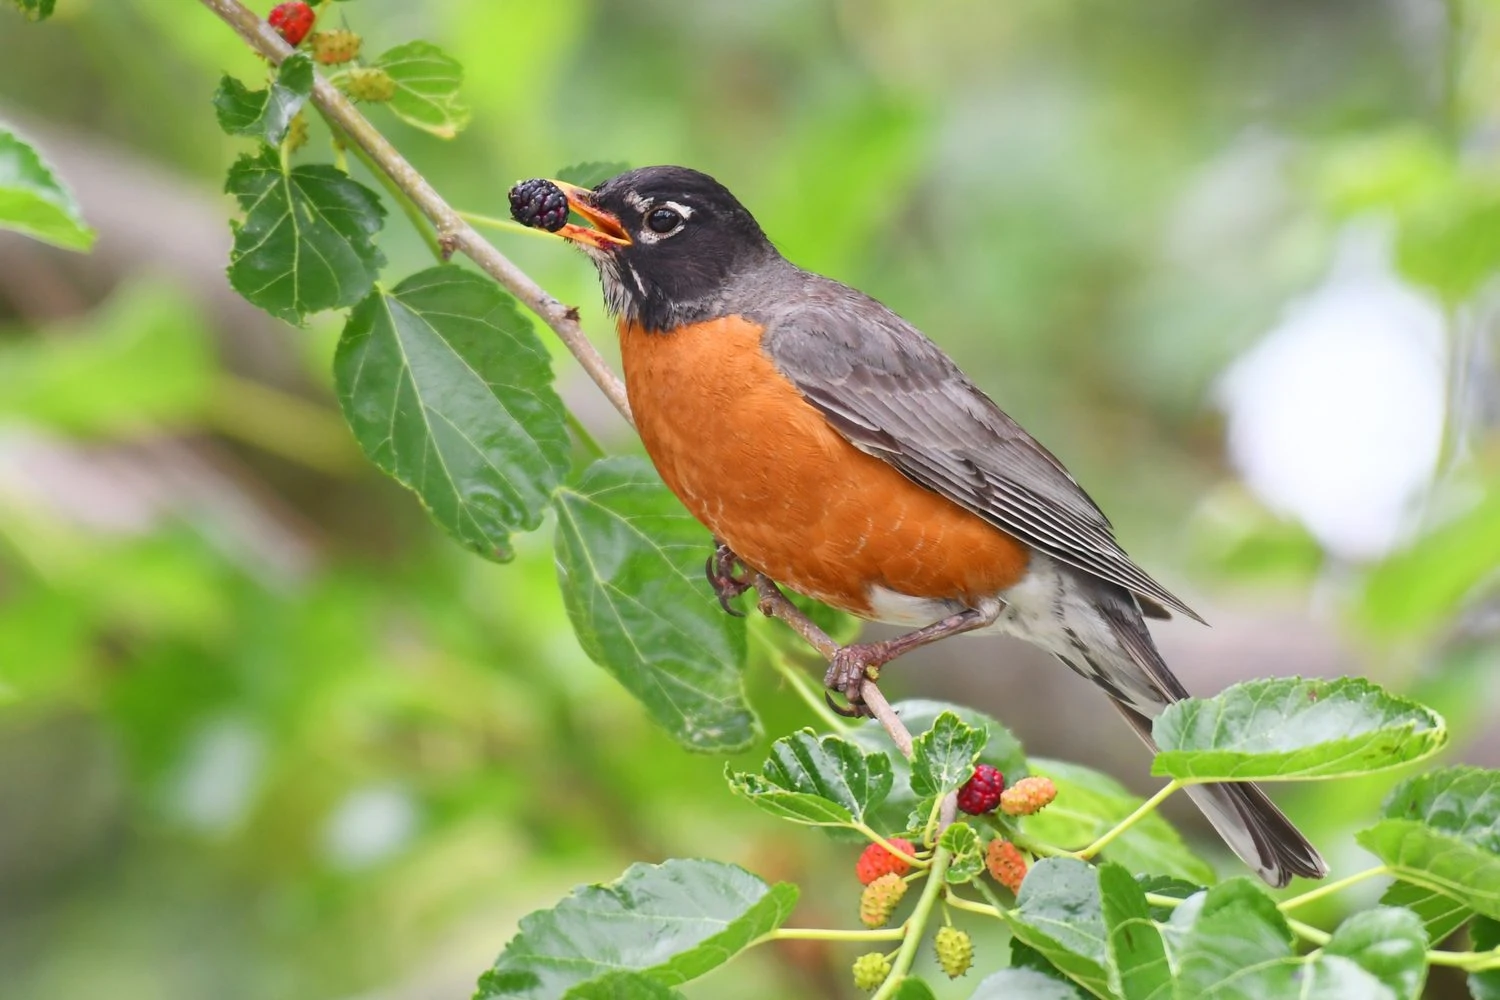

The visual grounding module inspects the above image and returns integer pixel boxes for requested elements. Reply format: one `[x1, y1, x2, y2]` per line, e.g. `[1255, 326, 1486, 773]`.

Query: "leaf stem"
[852, 823, 928, 870]
[942, 888, 1004, 920]
[754, 630, 851, 732]
[762, 926, 905, 944]
[1429, 947, 1500, 972]
[1285, 916, 1331, 947]
[1075, 780, 1181, 859]
[1277, 865, 1390, 912]
[871, 848, 951, 1000]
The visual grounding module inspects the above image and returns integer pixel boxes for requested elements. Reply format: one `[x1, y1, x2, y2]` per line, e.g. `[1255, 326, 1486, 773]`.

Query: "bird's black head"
[550, 166, 778, 332]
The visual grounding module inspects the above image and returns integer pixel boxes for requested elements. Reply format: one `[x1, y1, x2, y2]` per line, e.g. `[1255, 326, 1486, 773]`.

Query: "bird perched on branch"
[522, 165, 1326, 888]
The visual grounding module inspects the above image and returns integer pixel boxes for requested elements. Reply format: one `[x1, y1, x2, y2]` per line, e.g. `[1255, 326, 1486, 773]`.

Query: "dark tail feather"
[1111, 702, 1328, 888]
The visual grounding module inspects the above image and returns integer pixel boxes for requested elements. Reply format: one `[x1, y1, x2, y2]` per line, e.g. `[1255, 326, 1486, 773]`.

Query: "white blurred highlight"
[1218, 224, 1447, 562]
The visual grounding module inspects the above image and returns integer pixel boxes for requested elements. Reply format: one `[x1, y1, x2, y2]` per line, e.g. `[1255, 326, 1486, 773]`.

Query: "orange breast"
[619, 316, 1030, 618]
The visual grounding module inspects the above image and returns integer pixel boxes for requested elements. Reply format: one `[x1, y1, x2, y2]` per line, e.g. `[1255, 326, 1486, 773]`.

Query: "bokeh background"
[2, 0, 1498, 997]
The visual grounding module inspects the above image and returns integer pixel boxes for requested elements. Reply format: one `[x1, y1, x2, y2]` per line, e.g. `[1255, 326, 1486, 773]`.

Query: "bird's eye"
[646, 207, 683, 234]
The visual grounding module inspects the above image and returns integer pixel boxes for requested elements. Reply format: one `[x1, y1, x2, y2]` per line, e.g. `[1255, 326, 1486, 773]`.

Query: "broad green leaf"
[553, 458, 755, 752]
[12, 0, 54, 22]
[970, 969, 1089, 999]
[371, 41, 470, 138]
[225, 148, 385, 323]
[474, 860, 796, 1000]
[213, 55, 313, 145]
[563, 974, 685, 999]
[0, 125, 93, 251]
[940, 822, 984, 883]
[1324, 908, 1427, 1000]
[1396, 179, 1500, 302]
[1362, 483, 1500, 638]
[1152, 677, 1446, 782]
[910, 711, 987, 798]
[1025, 759, 1215, 884]
[850, 701, 1027, 840]
[725, 729, 892, 829]
[890, 980, 939, 1000]
[335, 267, 570, 560]
[1357, 767, 1500, 921]
[1000, 858, 1112, 999]
[1098, 863, 1170, 1000]
[557, 161, 631, 189]
[1379, 880, 1471, 943]
[1469, 915, 1500, 1000]
[0, 281, 210, 433]
[1176, 879, 1393, 999]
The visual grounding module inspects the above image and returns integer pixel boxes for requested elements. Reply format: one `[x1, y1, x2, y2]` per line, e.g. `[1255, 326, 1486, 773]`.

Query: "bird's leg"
[705, 539, 753, 617]
[824, 605, 1001, 717]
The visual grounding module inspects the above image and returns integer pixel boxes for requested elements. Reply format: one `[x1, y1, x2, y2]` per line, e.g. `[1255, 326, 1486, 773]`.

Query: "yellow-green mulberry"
[859, 872, 907, 928]
[934, 926, 973, 979]
[852, 951, 892, 991]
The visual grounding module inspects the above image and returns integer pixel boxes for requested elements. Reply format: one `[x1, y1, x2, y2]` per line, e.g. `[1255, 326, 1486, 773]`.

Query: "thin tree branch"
[198, 0, 922, 771]
[198, 0, 633, 423]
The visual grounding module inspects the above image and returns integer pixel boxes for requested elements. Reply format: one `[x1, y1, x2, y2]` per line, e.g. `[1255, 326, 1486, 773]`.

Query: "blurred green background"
[2, 0, 1499, 997]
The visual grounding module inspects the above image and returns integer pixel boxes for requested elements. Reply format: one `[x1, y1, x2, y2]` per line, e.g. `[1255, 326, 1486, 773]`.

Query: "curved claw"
[705, 542, 752, 617]
[825, 689, 872, 719]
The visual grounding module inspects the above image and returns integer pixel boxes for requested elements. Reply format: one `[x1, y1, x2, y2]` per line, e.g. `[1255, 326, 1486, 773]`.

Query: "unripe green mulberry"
[859, 872, 907, 928]
[852, 951, 892, 991]
[934, 926, 973, 979]
[284, 111, 309, 153]
[344, 67, 396, 102]
[310, 28, 361, 65]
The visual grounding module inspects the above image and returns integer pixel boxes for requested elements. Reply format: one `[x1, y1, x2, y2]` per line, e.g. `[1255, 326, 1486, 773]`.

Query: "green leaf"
[725, 729, 892, 829]
[1396, 178, 1500, 303]
[225, 148, 385, 323]
[969, 969, 1089, 999]
[553, 458, 755, 752]
[1176, 879, 1394, 999]
[0, 125, 93, 251]
[1357, 766, 1500, 921]
[0, 281, 211, 433]
[1469, 915, 1500, 1000]
[941, 822, 984, 883]
[850, 701, 1027, 839]
[1324, 908, 1427, 1000]
[1097, 863, 1170, 1000]
[12, 0, 54, 21]
[1024, 759, 1215, 884]
[1000, 858, 1112, 999]
[1379, 880, 1471, 943]
[556, 161, 631, 189]
[889, 980, 939, 1000]
[213, 55, 313, 145]
[474, 860, 796, 1000]
[1362, 483, 1500, 638]
[910, 711, 987, 798]
[371, 41, 470, 138]
[334, 267, 570, 559]
[1152, 677, 1446, 782]
[562, 973, 686, 1000]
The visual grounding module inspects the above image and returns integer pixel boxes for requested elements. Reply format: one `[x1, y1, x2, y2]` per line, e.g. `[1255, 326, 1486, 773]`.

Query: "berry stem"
[1074, 779, 1181, 860]
[870, 846, 951, 1000]
[456, 209, 561, 241]
[942, 888, 1003, 920]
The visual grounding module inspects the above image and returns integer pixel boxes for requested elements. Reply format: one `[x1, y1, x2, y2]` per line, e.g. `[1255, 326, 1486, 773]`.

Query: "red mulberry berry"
[509, 178, 571, 233]
[267, 2, 315, 47]
[986, 839, 1029, 894]
[855, 837, 915, 885]
[956, 763, 1005, 815]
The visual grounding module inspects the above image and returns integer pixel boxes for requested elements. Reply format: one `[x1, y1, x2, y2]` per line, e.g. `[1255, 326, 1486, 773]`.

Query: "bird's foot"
[823, 642, 892, 718]
[705, 540, 753, 617]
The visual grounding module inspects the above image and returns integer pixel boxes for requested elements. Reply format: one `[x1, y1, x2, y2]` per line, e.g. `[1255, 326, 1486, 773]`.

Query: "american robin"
[537, 165, 1326, 887]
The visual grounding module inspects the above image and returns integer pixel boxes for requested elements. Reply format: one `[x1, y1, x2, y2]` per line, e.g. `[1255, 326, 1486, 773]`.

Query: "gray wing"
[759, 280, 1203, 623]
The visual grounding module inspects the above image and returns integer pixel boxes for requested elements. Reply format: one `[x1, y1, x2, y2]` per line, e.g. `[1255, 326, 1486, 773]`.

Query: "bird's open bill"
[550, 180, 632, 249]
